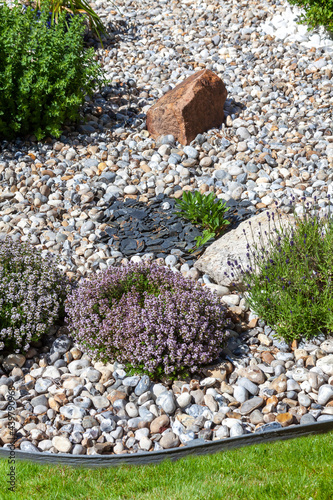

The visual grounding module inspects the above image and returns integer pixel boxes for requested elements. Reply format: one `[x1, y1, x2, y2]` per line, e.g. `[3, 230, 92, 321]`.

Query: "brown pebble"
[262, 396, 279, 414]
[107, 391, 127, 404]
[248, 317, 258, 328]
[263, 413, 276, 423]
[150, 415, 170, 434]
[189, 379, 200, 390]
[262, 351, 275, 364]
[276, 412, 294, 427]
[270, 374, 287, 393]
[305, 355, 316, 369]
[282, 398, 298, 408]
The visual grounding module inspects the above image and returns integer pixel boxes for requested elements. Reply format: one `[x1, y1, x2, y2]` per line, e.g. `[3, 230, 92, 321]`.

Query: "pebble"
[160, 431, 180, 449]
[317, 385, 333, 405]
[20, 441, 40, 453]
[52, 436, 73, 454]
[229, 422, 244, 437]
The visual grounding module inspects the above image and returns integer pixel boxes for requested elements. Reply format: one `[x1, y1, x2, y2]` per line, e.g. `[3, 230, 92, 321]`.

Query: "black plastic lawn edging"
[0, 420, 332, 469]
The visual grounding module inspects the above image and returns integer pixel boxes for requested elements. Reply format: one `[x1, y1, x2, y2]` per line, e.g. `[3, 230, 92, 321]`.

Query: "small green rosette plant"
[174, 190, 230, 249]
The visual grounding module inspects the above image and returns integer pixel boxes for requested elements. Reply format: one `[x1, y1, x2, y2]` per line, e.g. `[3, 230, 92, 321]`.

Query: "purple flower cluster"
[0, 238, 70, 352]
[66, 262, 229, 378]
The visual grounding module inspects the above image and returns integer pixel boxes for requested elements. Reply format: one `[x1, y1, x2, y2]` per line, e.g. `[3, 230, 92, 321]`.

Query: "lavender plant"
[228, 198, 333, 342]
[0, 238, 70, 352]
[65, 262, 229, 379]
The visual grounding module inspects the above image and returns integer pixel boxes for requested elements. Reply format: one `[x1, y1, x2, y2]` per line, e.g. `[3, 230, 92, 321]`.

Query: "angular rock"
[42, 366, 61, 380]
[300, 414, 316, 425]
[215, 425, 229, 439]
[92, 396, 109, 410]
[31, 395, 49, 408]
[127, 417, 143, 430]
[134, 375, 151, 396]
[0, 428, 14, 444]
[50, 335, 72, 355]
[146, 69, 227, 145]
[123, 376, 140, 387]
[255, 422, 283, 433]
[3, 354, 26, 371]
[203, 394, 218, 412]
[270, 374, 287, 393]
[82, 416, 99, 429]
[68, 359, 91, 376]
[320, 340, 333, 354]
[35, 378, 53, 394]
[20, 441, 40, 453]
[156, 392, 176, 414]
[60, 405, 86, 420]
[262, 396, 278, 414]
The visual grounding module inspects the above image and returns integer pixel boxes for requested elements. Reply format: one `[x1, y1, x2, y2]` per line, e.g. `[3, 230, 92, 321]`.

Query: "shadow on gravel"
[78, 80, 145, 136]
[223, 97, 247, 122]
[85, 15, 139, 50]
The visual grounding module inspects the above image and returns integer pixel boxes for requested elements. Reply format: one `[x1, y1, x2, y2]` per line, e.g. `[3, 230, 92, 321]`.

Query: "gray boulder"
[194, 211, 295, 287]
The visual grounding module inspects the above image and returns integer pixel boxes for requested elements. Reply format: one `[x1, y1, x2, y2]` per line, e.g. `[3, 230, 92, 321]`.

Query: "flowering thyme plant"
[0, 238, 70, 352]
[227, 198, 333, 342]
[66, 262, 229, 379]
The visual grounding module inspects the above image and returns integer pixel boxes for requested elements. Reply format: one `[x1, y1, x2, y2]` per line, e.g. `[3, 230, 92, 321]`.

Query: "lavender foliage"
[227, 197, 333, 342]
[0, 238, 70, 352]
[66, 262, 229, 378]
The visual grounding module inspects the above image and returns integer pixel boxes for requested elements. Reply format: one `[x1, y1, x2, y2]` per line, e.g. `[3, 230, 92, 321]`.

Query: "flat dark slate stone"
[146, 238, 164, 246]
[102, 194, 261, 259]
[128, 209, 147, 220]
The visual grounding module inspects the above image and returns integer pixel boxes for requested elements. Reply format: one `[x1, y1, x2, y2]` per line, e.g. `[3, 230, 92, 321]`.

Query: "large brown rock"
[146, 69, 227, 145]
[194, 211, 295, 288]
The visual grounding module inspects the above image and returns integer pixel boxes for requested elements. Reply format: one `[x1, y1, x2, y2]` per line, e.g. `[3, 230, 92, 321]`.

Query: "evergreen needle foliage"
[174, 190, 230, 249]
[0, 1, 105, 140]
[228, 198, 333, 342]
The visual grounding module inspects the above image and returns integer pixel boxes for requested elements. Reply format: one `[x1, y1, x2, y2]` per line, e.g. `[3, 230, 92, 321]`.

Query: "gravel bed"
[1, 0, 333, 454]
[1, 0, 333, 279]
[1, 326, 332, 455]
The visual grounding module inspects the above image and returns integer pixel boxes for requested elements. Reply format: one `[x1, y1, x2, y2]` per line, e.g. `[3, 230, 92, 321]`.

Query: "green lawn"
[1, 432, 332, 500]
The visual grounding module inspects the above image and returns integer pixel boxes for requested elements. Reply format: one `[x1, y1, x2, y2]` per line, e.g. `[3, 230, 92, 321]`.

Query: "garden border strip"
[0, 421, 332, 468]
